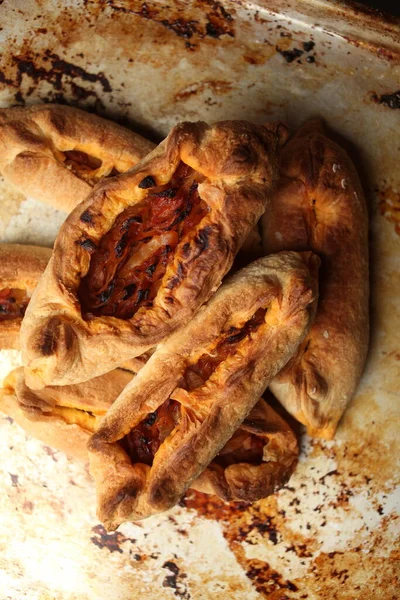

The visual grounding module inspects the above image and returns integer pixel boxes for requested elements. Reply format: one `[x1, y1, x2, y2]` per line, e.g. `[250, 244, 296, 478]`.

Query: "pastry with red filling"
[21, 119, 287, 388]
[88, 251, 318, 528]
[0, 368, 298, 503]
[0, 104, 155, 212]
[0, 244, 52, 349]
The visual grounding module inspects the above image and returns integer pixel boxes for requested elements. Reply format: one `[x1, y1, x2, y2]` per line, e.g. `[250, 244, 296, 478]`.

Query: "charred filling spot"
[62, 150, 105, 181]
[78, 162, 209, 320]
[0, 288, 29, 322]
[138, 175, 156, 189]
[214, 429, 265, 468]
[121, 399, 180, 466]
[80, 209, 93, 224]
[181, 307, 268, 391]
[78, 239, 97, 252]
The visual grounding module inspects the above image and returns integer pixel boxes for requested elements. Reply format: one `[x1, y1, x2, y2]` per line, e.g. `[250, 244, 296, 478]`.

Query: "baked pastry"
[191, 397, 298, 502]
[0, 104, 155, 212]
[261, 120, 369, 439]
[21, 119, 286, 389]
[0, 367, 133, 461]
[0, 243, 52, 349]
[88, 251, 318, 528]
[0, 368, 298, 502]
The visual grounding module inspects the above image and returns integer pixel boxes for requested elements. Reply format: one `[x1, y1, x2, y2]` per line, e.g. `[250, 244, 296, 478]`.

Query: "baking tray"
[0, 1, 399, 598]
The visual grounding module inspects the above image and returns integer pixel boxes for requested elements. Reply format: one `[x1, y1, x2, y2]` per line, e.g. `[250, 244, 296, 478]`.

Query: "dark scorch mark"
[162, 561, 190, 599]
[276, 46, 303, 63]
[371, 90, 400, 109]
[138, 175, 156, 189]
[90, 524, 136, 554]
[80, 210, 93, 224]
[78, 239, 97, 252]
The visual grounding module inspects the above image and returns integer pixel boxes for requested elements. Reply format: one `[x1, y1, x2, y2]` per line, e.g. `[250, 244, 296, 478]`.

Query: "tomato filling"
[78, 162, 209, 320]
[0, 288, 30, 322]
[121, 308, 267, 467]
[63, 150, 104, 181]
[121, 399, 180, 466]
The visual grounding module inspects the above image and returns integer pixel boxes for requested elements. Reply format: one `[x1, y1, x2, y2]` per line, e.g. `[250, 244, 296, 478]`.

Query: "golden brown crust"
[261, 120, 369, 439]
[0, 367, 133, 461]
[21, 120, 285, 389]
[120, 350, 155, 374]
[88, 251, 318, 528]
[0, 244, 52, 349]
[0, 104, 155, 212]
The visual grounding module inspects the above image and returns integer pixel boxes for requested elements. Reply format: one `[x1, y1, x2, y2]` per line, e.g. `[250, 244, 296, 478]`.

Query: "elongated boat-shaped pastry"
[21, 120, 285, 388]
[0, 244, 52, 349]
[261, 120, 369, 439]
[0, 104, 155, 212]
[0, 367, 298, 502]
[88, 251, 318, 528]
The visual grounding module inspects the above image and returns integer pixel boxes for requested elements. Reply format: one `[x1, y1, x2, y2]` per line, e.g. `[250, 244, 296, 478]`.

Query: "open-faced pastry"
[0, 368, 298, 502]
[0, 104, 155, 212]
[261, 120, 369, 440]
[88, 251, 318, 528]
[0, 367, 133, 461]
[21, 119, 286, 389]
[0, 243, 52, 349]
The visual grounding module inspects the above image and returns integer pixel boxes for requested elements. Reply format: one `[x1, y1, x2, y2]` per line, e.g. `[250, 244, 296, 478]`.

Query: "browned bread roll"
[0, 368, 298, 503]
[261, 120, 369, 439]
[21, 119, 286, 389]
[0, 244, 52, 349]
[88, 251, 318, 528]
[0, 104, 155, 212]
[0, 367, 133, 461]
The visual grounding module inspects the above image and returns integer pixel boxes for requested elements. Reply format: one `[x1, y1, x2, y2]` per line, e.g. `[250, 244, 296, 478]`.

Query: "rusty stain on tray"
[106, 0, 236, 41]
[2, 49, 112, 110]
[371, 89, 400, 109]
[90, 524, 133, 554]
[175, 79, 233, 101]
[0, 0, 400, 599]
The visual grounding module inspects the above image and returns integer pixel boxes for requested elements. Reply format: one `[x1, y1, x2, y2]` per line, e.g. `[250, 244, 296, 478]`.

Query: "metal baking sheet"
[0, 1, 399, 598]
